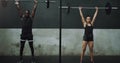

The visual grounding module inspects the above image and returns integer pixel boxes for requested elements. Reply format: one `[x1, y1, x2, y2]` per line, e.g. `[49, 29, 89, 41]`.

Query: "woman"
[79, 7, 98, 63]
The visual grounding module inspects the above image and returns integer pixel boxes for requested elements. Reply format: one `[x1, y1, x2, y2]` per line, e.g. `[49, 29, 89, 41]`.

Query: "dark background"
[0, 0, 120, 29]
[62, 0, 120, 29]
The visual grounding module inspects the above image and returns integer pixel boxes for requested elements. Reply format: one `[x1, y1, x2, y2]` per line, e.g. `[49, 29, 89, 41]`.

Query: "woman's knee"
[82, 44, 87, 52]
[89, 45, 93, 52]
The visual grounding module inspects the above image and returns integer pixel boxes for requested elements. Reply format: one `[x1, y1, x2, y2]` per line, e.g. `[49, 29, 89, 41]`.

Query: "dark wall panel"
[62, 0, 120, 29]
[0, 0, 119, 29]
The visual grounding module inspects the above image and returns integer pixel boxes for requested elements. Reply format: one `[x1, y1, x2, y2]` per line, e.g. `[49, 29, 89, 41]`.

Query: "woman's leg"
[88, 41, 94, 63]
[80, 41, 88, 63]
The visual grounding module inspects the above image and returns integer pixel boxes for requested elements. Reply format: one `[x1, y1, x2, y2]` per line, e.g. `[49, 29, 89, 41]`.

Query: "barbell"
[59, 2, 119, 15]
[1, 0, 56, 8]
[1, 0, 119, 15]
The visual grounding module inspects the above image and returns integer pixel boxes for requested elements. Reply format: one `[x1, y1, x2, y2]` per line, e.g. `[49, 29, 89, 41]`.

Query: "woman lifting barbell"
[79, 7, 98, 63]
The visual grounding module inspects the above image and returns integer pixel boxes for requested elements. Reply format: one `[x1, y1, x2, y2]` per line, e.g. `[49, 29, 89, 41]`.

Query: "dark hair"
[86, 15, 90, 17]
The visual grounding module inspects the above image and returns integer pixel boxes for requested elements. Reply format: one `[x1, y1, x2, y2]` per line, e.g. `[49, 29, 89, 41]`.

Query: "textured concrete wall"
[0, 29, 120, 56]
[0, 29, 59, 56]
[62, 29, 120, 56]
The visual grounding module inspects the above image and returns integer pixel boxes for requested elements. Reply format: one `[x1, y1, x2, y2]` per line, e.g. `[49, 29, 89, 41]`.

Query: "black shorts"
[20, 34, 33, 40]
[83, 34, 93, 41]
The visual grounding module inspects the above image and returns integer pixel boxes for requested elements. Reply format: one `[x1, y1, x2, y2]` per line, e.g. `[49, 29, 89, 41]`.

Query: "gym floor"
[0, 56, 120, 63]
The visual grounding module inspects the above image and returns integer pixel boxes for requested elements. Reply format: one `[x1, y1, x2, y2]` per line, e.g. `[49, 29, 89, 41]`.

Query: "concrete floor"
[62, 56, 120, 63]
[0, 56, 120, 63]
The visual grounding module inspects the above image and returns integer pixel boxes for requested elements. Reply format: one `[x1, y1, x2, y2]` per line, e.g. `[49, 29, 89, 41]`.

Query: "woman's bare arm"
[91, 7, 98, 25]
[79, 7, 86, 25]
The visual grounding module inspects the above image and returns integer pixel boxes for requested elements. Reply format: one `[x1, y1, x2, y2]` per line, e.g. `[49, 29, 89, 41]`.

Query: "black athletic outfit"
[83, 24, 94, 41]
[19, 15, 34, 61]
[21, 16, 33, 40]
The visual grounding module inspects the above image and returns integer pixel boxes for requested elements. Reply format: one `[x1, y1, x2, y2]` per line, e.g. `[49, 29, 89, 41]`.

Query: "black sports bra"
[84, 23, 93, 35]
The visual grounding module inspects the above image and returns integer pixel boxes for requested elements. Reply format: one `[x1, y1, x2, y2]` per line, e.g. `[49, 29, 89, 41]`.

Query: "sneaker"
[90, 61, 94, 63]
[80, 61, 83, 63]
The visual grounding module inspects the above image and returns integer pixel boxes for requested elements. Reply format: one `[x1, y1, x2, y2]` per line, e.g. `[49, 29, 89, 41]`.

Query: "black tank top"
[84, 24, 93, 36]
[21, 16, 33, 35]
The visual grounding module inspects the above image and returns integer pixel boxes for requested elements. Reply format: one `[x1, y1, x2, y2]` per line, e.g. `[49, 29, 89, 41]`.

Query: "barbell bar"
[59, 2, 119, 15]
[60, 6, 118, 9]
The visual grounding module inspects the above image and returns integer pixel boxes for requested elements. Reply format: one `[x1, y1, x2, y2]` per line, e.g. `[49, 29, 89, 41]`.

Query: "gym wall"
[0, 0, 120, 56]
